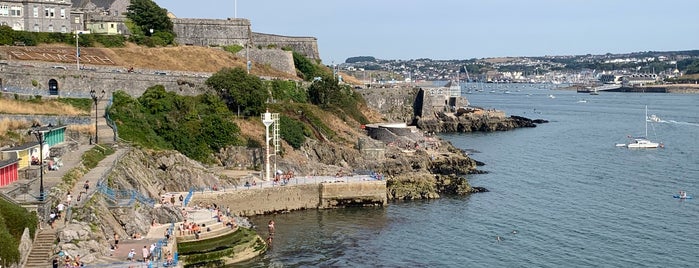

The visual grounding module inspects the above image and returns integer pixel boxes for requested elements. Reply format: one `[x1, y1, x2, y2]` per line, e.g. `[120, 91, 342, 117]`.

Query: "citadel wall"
[172, 18, 252, 47]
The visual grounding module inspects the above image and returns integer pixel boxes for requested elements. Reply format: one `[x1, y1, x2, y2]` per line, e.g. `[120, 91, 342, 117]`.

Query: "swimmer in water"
[496, 236, 502, 242]
[512, 230, 518, 234]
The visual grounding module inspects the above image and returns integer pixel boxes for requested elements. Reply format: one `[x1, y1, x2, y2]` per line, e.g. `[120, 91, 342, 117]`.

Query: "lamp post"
[29, 125, 49, 202]
[90, 89, 105, 144]
[74, 30, 80, 70]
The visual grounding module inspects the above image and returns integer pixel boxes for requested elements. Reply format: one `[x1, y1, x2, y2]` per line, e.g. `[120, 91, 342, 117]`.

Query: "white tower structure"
[262, 110, 274, 181]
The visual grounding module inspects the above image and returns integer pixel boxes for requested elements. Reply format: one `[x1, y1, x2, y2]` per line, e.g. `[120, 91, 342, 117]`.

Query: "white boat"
[647, 114, 661, 122]
[624, 106, 662, 149]
[548, 94, 556, 99]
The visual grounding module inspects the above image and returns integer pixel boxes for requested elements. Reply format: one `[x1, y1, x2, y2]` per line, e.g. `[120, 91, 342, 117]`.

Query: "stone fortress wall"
[251, 32, 320, 60]
[172, 18, 252, 47]
[171, 18, 321, 76]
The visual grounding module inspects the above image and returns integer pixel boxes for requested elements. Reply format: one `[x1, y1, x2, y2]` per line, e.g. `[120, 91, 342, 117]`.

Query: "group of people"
[52, 254, 82, 268]
[178, 219, 203, 239]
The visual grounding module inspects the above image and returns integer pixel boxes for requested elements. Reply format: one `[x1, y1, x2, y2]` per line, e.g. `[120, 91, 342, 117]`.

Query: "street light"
[29, 124, 51, 202]
[89, 89, 105, 144]
[74, 30, 80, 70]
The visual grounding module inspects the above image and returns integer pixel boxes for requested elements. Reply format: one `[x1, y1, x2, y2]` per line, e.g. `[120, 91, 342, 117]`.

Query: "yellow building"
[1, 142, 39, 170]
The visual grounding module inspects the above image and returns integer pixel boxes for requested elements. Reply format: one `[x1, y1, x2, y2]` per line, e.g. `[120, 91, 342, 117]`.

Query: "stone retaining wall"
[0, 64, 208, 98]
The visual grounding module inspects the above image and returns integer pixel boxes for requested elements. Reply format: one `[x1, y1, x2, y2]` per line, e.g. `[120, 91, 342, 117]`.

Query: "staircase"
[95, 95, 116, 144]
[23, 228, 57, 268]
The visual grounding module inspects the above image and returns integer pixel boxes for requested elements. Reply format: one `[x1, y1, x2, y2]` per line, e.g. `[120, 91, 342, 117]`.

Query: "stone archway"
[48, 79, 59, 95]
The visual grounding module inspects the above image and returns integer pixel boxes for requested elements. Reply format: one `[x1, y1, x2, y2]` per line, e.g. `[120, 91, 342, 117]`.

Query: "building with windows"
[71, 0, 130, 33]
[0, 0, 72, 32]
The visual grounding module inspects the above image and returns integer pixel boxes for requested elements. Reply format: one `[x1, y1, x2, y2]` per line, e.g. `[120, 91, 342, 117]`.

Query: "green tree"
[126, 0, 175, 45]
[293, 51, 323, 81]
[206, 67, 268, 116]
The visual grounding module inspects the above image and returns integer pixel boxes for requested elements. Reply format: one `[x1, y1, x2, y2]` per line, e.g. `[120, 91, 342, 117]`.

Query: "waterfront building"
[624, 74, 659, 86]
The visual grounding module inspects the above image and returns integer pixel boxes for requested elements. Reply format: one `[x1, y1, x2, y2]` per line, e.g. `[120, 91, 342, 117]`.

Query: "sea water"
[241, 84, 699, 267]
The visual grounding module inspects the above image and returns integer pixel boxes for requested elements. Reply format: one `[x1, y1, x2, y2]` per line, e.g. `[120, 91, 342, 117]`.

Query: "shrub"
[279, 115, 305, 149]
[108, 88, 242, 163]
[93, 34, 126, 47]
[223, 45, 243, 54]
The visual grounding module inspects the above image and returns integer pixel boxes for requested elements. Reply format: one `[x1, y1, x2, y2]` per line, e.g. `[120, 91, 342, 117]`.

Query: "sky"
[155, 0, 699, 64]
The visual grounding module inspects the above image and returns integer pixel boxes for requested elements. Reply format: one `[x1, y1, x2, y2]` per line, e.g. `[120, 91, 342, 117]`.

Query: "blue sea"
[242, 84, 699, 267]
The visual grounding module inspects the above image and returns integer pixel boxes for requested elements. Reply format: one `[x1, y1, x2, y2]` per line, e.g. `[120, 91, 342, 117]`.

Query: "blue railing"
[183, 188, 194, 207]
[97, 184, 155, 207]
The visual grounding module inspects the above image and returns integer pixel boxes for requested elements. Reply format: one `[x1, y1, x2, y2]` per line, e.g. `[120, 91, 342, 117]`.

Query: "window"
[44, 8, 49, 17]
[10, 6, 22, 17]
[61, 25, 67, 33]
[48, 24, 53, 32]
[33, 24, 39, 31]
[0, 5, 9, 17]
[110, 23, 115, 29]
[74, 16, 79, 24]
[50, 8, 55, 18]
[33, 6, 38, 17]
[60, 8, 65, 19]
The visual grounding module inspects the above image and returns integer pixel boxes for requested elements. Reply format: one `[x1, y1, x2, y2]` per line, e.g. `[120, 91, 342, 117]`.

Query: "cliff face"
[416, 112, 540, 133]
[359, 85, 545, 133]
[60, 148, 233, 264]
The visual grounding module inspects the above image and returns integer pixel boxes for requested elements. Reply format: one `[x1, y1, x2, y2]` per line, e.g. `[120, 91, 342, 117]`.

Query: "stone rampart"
[240, 48, 296, 76]
[252, 32, 320, 60]
[170, 18, 321, 61]
[172, 18, 251, 47]
[190, 181, 386, 216]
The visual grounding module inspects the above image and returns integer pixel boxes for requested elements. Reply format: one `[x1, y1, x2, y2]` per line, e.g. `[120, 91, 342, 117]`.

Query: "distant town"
[338, 50, 699, 86]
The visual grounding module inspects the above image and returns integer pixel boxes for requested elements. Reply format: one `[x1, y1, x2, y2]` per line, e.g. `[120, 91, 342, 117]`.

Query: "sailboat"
[625, 106, 662, 148]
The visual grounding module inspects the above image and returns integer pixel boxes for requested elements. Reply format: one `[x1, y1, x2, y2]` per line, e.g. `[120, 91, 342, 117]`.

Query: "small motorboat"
[648, 114, 661, 122]
[673, 195, 693, 199]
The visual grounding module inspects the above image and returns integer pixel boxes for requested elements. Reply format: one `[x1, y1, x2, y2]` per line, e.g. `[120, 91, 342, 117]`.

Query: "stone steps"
[24, 229, 57, 268]
[177, 221, 237, 242]
[92, 97, 115, 144]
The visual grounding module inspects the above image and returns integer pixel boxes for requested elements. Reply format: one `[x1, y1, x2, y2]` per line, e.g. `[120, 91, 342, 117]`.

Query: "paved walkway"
[70, 146, 129, 207]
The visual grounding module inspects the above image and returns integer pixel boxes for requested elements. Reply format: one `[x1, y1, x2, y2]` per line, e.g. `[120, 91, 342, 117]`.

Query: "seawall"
[190, 181, 387, 217]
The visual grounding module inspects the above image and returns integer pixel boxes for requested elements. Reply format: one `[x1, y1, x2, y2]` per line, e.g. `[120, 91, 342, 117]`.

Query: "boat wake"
[665, 120, 699, 127]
